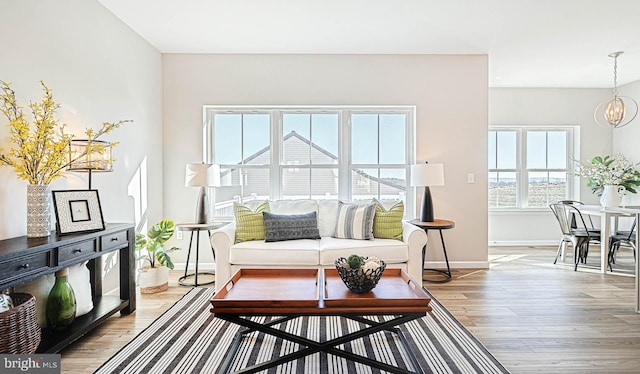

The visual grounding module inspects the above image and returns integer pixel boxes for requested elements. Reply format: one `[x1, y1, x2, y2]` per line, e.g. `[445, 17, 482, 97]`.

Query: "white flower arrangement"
[576, 154, 640, 196]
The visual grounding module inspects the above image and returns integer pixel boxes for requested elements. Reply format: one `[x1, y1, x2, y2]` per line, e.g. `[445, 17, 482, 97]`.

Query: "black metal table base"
[178, 272, 215, 286]
[180, 229, 215, 287]
[423, 268, 452, 283]
[422, 229, 452, 283]
[216, 314, 425, 374]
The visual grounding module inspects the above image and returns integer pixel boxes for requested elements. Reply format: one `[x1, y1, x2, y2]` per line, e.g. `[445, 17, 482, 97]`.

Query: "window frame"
[203, 105, 416, 218]
[489, 126, 577, 210]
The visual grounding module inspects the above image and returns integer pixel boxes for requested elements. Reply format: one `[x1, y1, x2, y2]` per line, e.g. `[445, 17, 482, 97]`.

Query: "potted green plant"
[135, 219, 180, 293]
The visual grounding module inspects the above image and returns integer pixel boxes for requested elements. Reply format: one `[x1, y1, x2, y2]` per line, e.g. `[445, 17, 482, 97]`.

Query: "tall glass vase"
[27, 184, 52, 237]
[46, 268, 77, 332]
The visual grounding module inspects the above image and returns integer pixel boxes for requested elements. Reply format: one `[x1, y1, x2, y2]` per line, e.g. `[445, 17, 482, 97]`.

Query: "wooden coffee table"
[210, 268, 431, 374]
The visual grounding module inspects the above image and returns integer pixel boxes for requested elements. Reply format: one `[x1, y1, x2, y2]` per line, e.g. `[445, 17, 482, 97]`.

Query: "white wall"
[613, 80, 640, 206]
[488, 88, 613, 245]
[163, 54, 489, 268]
[0, 1, 163, 241]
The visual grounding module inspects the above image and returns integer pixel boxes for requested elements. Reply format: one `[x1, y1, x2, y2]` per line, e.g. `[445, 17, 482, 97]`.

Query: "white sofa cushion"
[269, 199, 318, 215]
[318, 237, 409, 265]
[229, 239, 320, 266]
[318, 199, 339, 237]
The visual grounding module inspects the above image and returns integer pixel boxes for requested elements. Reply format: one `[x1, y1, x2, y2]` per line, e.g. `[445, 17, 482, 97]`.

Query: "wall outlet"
[467, 173, 475, 184]
[177, 230, 183, 240]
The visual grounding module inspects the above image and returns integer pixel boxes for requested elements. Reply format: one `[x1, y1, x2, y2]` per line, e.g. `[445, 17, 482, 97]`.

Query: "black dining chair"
[558, 200, 599, 236]
[550, 203, 601, 270]
[608, 218, 637, 270]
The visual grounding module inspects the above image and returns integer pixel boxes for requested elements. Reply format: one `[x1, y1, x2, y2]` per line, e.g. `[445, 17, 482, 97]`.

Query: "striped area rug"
[95, 288, 510, 374]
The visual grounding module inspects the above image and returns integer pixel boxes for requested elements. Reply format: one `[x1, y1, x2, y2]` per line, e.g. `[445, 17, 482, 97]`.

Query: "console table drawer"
[59, 240, 97, 263]
[101, 230, 128, 251]
[2, 252, 50, 281]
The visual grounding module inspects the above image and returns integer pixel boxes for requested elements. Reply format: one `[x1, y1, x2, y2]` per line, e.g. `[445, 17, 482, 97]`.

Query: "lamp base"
[195, 187, 208, 224]
[420, 186, 435, 222]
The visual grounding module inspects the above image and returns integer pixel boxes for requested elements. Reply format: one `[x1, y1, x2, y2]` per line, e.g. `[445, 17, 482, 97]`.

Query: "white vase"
[600, 185, 625, 207]
[27, 184, 52, 237]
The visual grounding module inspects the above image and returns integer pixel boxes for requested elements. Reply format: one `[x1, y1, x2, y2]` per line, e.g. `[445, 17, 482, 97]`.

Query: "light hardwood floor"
[60, 246, 640, 373]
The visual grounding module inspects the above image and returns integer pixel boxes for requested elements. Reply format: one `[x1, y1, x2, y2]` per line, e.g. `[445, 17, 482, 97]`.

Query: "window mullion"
[271, 110, 281, 200]
[520, 129, 528, 208]
[309, 114, 314, 198]
[339, 110, 351, 201]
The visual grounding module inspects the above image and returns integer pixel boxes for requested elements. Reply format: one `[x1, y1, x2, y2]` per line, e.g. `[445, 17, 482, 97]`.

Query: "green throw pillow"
[373, 198, 404, 240]
[234, 200, 270, 243]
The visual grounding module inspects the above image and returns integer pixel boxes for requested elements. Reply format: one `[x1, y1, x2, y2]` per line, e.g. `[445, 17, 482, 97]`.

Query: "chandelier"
[594, 51, 638, 129]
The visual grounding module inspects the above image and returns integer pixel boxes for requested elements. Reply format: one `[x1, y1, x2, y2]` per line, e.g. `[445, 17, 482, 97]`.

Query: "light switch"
[467, 173, 475, 183]
[177, 230, 183, 240]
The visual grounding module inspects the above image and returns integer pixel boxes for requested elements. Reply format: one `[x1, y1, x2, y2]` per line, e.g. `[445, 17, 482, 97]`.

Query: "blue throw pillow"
[262, 211, 321, 242]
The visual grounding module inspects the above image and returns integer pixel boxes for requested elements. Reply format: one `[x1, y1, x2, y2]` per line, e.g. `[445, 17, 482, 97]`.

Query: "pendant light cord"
[612, 54, 619, 98]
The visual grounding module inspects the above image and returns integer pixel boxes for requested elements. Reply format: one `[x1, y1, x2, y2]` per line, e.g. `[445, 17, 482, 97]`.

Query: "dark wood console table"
[0, 223, 136, 353]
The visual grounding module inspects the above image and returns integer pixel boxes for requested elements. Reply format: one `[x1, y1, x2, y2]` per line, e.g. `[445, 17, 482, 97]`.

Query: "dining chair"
[608, 218, 637, 270]
[550, 203, 601, 270]
[558, 200, 599, 236]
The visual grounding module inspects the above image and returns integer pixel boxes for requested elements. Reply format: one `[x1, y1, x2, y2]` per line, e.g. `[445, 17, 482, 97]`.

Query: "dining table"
[578, 205, 640, 313]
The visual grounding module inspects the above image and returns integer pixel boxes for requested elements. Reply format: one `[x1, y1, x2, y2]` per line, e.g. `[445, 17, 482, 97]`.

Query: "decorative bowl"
[334, 257, 386, 294]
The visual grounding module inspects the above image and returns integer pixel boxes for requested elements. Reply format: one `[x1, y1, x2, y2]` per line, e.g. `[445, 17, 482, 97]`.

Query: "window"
[489, 127, 574, 209]
[205, 106, 415, 218]
[351, 113, 407, 201]
[281, 112, 339, 199]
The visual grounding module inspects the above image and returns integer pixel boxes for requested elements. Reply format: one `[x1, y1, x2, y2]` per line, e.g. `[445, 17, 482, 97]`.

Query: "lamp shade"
[68, 139, 113, 172]
[185, 163, 221, 187]
[411, 163, 445, 187]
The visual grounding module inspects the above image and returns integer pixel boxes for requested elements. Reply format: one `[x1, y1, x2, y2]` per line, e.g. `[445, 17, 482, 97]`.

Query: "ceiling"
[98, 0, 640, 88]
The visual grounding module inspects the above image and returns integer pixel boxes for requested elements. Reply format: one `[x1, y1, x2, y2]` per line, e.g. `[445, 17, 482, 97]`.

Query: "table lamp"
[411, 162, 445, 222]
[185, 163, 221, 224]
[67, 139, 113, 189]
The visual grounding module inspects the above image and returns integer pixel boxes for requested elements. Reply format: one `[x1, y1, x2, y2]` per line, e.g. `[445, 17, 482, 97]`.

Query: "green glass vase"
[46, 268, 77, 332]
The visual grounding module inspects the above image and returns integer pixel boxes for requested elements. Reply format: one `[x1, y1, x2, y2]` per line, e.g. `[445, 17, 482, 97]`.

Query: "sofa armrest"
[210, 222, 236, 286]
[402, 221, 428, 283]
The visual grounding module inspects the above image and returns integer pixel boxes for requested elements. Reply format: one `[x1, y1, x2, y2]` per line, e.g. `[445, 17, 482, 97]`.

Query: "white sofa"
[210, 199, 428, 286]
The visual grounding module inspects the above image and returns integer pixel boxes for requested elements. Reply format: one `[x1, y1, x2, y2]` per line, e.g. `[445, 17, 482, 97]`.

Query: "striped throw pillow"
[333, 201, 376, 240]
[233, 200, 270, 243]
[373, 198, 404, 240]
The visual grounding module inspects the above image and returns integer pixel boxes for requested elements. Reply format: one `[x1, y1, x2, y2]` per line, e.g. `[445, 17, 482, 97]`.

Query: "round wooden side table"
[409, 219, 455, 283]
[176, 222, 226, 287]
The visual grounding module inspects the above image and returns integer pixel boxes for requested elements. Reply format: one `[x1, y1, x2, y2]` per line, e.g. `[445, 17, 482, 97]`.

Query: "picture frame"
[52, 190, 105, 235]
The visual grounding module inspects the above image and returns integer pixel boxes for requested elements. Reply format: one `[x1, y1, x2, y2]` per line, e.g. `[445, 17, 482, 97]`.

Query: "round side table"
[409, 219, 455, 283]
[176, 222, 226, 287]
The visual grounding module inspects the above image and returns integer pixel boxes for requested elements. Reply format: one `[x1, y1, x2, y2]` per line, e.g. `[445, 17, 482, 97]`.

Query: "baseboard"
[425, 261, 489, 269]
[174, 262, 216, 271]
[488, 240, 558, 247]
[175, 261, 490, 271]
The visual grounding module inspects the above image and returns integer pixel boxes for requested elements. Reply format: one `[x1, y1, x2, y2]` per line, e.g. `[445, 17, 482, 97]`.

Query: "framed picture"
[52, 190, 105, 235]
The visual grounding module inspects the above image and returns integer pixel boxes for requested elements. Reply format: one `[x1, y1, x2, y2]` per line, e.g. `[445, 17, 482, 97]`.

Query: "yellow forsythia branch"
[0, 80, 131, 184]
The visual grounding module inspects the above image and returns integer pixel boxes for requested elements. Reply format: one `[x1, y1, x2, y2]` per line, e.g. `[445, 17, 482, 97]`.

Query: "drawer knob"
[21, 263, 30, 269]
[111, 237, 119, 242]
[73, 249, 82, 253]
